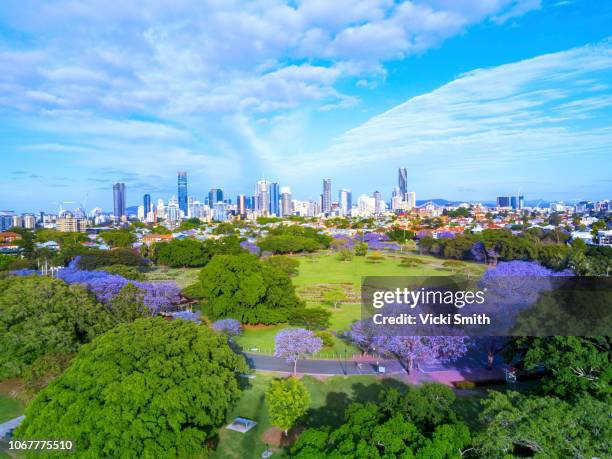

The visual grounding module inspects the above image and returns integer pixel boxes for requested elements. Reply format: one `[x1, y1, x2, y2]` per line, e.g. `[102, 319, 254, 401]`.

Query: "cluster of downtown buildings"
[1, 167, 610, 233]
[107, 168, 419, 226]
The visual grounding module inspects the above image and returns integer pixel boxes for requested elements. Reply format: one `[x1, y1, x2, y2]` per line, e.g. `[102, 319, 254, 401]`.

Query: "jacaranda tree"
[274, 328, 322, 375]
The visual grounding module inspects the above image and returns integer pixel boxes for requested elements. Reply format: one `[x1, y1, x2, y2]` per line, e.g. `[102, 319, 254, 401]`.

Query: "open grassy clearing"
[143, 265, 200, 288]
[0, 395, 22, 424]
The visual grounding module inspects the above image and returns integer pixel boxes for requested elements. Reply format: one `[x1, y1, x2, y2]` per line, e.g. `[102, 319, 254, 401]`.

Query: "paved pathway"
[0, 416, 24, 439]
[243, 348, 508, 386]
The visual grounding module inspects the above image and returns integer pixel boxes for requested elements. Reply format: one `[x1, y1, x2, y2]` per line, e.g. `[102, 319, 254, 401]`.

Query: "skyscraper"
[338, 189, 352, 216]
[322, 178, 332, 214]
[281, 187, 292, 216]
[209, 188, 223, 207]
[270, 182, 280, 216]
[255, 180, 270, 216]
[237, 194, 247, 216]
[143, 194, 151, 215]
[113, 183, 126, 219]
[177, 171, 188, 215]
[398, 167, 407, 196]
[373, 190, 383, 214]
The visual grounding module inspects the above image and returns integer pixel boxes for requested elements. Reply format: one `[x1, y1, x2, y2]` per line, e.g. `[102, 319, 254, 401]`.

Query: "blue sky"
[1, 0, 611, 213]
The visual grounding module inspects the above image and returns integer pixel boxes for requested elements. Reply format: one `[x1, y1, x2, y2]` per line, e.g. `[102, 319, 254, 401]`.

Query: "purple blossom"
[274, 328, 323, 375]
[212, 318, 242, 336]
[348, 320, 470, 373]
[56, 257, 180, 313]
[240, 240, 261, 255]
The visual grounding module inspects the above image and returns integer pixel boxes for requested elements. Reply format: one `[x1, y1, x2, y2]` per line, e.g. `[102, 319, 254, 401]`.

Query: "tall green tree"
[199, 253, 303, 324]
[0, 276, 113, 379]
[16, 318, 248, 457]
[266, 377, 310, 436]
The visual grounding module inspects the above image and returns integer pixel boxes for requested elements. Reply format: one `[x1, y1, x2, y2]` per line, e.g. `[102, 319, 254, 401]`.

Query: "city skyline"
[2, 1, 612, 212]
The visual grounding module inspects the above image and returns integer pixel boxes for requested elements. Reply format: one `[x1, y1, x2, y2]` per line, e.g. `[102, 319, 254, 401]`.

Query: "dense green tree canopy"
[198, 253, 303, 324]
[77, 248, 147, 270]
[16, 318, 248, 458]
[0, 276, 113, 379]
[100, 229, 136, 248]
[153, 236, 244, 268]
[476, 391, 610, 458]
[263, 255, 300, 276]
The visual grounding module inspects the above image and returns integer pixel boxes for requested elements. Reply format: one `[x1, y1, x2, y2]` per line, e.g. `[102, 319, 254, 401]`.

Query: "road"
[243, 352, 405, 375]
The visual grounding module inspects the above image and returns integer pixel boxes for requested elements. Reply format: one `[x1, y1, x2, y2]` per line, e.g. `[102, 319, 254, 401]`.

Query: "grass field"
[0, 395, 22, 424]
[211, 373, 410, 459]
[144, 265, 200, 288]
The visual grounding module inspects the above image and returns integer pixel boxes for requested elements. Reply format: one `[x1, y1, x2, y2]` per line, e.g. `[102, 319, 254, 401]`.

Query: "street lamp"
[344, 347, 347, 376]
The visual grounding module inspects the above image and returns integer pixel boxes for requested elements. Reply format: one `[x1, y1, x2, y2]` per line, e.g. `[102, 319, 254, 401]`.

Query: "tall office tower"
[496, 196, 511, 208]
[237, 194, 247, 216]
[0, 211, 15, 231]
[280, 187, 292, 216]
[398, 167, 407, 196]
[245, 196, 253, 210]
[23, 214, 36, 229]
[269, 182, 280, 216]
[338, 189, 352, 216]
[209, 188, 223, 207]
[12, 215, 22, 228]
[255, 180, 270, 216]
[518, 195, 524, 210]
[113, 183, 126, 219]
[156, 198, 165, 219]
[177, 171, 188, 214]
[143, 194, 151, 215]
[406, 191, 417, 210]
[373, 190, 383, 214]
[322, 179, 332, 214]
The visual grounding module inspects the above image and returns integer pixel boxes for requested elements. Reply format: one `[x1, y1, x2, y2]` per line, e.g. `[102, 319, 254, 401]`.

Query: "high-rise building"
[23, 214, 36, 229]
[57, 216, 87, 232]
[270, 182, 280, 216]
[373, 191, 383, 214]
[143, 194, 151, 215]
[338, 189, 352, 216]
[322, 179, 332, 214]
[0, 211, 15, 231]
[496, 196, 511, 208]
[255, 180, 270, 216]
[209, 188, 223, 207]
[281, 187, 292, 216]
[177, 171, 188, 214]
[113, 183, 126, 219]
[166, 197, 180, 222]
[237, 194, 247, 216]
[406, 192, 417, 210]
[12, 215, 22, 228]
[398, 167, 407, 196]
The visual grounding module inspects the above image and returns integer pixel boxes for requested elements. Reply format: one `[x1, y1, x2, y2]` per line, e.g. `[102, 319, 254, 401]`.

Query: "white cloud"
[0, 0, 541, 117]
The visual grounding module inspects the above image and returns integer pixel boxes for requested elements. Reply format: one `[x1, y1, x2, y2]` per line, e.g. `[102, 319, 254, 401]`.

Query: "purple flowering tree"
[348, 320, 470, 373]
[376, 335, 471, 373]
[274, 328, 323, 375]
[240, 240, 261, 256]
[212, 318, 242, 337]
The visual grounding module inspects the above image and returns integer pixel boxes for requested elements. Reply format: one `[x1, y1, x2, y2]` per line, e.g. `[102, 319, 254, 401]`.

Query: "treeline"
[257, 225, 332, 254]
[419, 228, 612, 275]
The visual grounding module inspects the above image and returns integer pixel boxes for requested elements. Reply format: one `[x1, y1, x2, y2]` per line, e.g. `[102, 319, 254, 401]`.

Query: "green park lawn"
[0, 395, 22, 424]
[144, 265, 200, 289]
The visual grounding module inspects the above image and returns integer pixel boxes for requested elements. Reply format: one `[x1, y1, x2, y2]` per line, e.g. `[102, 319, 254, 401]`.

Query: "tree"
[153, 238, 211, 267]
[475, 391, 610, 458]
[336, 248, 353, 261]
[0, 276, 113, 379]
[100, 264, 145, 280]
[288, 308, 331, 331]
[266, 377, 310, 436]
[264, 256, 300, 276]
[354, 242, 368, 256]
[199, 254, 303, 324]
[323, 287, 347, 310]
[0, 254, 14, 271]
[108, 283, 149, 324]
[99, 229, 136, 248]
[274, 328, 322, 375]
[15, 318, 248, 457]
[76, 248, 146, 270]
[211, 318, 242, 337]
[257, 235, 321, 254]
[505, 336, 611, 400]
